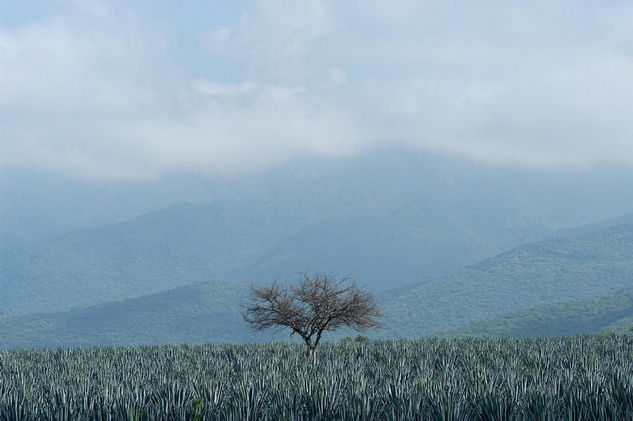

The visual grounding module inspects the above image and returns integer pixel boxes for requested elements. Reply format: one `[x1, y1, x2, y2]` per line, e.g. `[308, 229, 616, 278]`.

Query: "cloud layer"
[2, 0, 633, 178]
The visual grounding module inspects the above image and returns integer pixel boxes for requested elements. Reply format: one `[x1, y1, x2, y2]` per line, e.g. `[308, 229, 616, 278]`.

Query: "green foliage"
[384, 224, 633, 337]
[0, 338, 632, 419]
[340, 335, 370, 344]
[448, 288, 633, 337]
[0, 282, 288, 348]
[594, 330, 618, 338]
[189, 399, 204, 421]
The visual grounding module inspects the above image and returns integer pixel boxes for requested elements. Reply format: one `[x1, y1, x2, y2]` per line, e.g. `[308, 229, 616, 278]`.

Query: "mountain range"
[447, 288, 633, 337]
[382, 219, 633, 337]
[3, 148, 633, 316]
[0, 214, 631, 348]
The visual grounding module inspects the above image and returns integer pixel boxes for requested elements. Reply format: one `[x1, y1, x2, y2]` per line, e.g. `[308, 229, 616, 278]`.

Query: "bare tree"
[243, 273, 383, 357]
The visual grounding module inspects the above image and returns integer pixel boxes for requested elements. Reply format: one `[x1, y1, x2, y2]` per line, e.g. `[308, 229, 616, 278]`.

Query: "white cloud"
[201, 0, 330, 83]
[2, 1, 633, 179]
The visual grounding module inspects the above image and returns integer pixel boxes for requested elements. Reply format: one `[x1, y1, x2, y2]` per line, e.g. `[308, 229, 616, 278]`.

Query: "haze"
[2, 1, 633, 179]
[2, 1, 633, 348]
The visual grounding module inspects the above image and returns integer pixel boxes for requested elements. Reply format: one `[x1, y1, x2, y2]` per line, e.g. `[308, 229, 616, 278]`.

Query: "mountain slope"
[446, 289, 633, 337]
[0, 203, 291, 314]
[548, 214, 633, 240]
[0, 281, 286, 348]
[1, 221, 633, 348]
[0, 280, 366, 349]
[3, 148, 633, 315]
[383, 224, 633, 337]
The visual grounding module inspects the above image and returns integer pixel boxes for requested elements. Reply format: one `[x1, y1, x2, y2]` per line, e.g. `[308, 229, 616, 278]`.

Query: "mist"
[2, 1, 633, 179]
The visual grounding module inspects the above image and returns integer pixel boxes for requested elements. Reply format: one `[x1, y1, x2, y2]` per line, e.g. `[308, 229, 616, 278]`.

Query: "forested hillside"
[3, 149, 633, 315]
[0, 281, 282, 348]
[1, 219, 632, 348]
[383, 223, 633, 337]
[447, 289, 633, 337]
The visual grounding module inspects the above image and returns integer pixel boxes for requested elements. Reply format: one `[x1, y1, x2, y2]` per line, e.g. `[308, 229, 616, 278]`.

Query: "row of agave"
[0, 336, 631, 420]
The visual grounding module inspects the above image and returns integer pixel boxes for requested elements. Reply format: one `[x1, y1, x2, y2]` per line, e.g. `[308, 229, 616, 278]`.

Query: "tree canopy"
[243, 273, 383, 356]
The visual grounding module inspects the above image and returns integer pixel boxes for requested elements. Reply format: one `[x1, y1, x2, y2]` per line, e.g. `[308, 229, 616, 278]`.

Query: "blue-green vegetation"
[0, 281, 271, 349]
[0, 221, 632, 348]
[1, 337, 632, 420]
[448, 288, 633, 337]
[4, 149, 633, 315]
[384, 223, 633, 337]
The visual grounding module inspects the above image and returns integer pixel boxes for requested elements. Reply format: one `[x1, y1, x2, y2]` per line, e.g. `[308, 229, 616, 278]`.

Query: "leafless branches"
[243, 273, 383, 356]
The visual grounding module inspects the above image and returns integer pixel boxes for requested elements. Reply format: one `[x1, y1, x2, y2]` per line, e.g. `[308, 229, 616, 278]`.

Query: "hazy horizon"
[3, 1, 633, 180]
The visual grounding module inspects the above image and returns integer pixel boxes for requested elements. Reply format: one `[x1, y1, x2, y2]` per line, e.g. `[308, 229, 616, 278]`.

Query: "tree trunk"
[302, 336, 316, 358]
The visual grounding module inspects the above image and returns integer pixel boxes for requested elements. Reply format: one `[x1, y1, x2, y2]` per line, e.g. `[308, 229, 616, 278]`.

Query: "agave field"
[0, 337, 632, 420]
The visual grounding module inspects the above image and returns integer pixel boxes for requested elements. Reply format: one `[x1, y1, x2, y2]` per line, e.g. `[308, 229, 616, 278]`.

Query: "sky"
[2, 0, 633, 179]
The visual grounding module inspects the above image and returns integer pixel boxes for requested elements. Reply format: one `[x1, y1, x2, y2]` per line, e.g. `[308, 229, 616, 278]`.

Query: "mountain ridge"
[382, 223, 633, 337]
[446, 288, 633, 337]
[1, 218, 632, 347]
[3, 149, 633, 315]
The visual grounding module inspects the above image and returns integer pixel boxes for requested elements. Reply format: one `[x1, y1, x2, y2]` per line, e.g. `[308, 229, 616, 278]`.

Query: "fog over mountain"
[3, 146, 633, 243]
[3, 1, 633, 180]
[2, 1, 633, 345]
[2, 148, 633, 317]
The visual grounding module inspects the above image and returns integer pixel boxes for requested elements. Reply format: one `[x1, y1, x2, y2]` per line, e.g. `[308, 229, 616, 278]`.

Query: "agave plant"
[0, 336, 630, 420]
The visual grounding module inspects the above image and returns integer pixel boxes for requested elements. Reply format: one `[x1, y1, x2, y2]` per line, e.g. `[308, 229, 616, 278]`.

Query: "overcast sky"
[2, 0, 633, 179]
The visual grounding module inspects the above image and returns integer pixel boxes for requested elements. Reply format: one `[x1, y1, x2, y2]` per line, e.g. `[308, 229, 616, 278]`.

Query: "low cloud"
[2, 0, 633, 179]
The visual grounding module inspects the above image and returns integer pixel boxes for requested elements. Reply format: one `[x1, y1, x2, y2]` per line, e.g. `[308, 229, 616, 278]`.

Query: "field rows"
[0, 337, 632, 420]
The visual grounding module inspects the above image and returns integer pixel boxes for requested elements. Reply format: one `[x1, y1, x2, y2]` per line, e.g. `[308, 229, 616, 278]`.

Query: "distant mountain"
[0, 168, 229, 244]
[548, 213, 633, 240]
[0, 279, 369, 349]
[0, 202, 306, 314]
[446, 289, 633, 337]
[5, 148, 633, 244]
[382, 223, 633, 337]
[2, 220, 632, 348]
[3, 148, 633, 315]
[0, 281, 288, 349]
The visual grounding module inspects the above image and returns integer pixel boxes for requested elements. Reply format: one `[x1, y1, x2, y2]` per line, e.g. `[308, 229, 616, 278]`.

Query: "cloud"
[201, 0, 330, 83]
[1, 0, 633, 179]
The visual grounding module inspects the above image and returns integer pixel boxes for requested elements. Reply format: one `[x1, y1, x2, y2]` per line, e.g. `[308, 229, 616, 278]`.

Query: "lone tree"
[243, 273, 383, 356]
